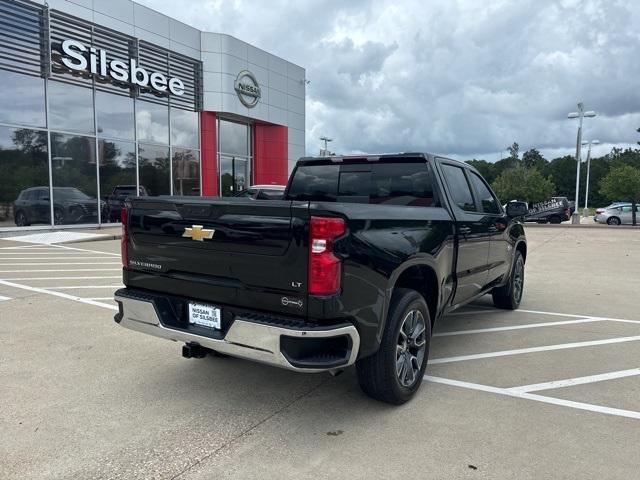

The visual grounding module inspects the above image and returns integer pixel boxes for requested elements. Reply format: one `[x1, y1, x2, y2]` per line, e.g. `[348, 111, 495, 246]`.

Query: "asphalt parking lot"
[1, 227, 639, 479]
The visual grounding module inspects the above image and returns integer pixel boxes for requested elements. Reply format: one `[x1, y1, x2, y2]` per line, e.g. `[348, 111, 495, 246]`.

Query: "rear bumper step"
[114, 289, 360, 372]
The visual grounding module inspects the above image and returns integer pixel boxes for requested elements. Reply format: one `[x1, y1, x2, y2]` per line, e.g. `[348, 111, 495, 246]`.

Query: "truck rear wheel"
[492, 250, 524, 310]
[356, 288, 431, 405]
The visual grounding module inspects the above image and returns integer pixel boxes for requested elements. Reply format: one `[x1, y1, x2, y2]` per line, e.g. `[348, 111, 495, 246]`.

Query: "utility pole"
[567, 103, 596, 224]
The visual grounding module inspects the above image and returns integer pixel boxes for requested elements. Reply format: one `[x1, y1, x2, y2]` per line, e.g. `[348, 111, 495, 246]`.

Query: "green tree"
[466, 159, 496, 183]
[508, 142, 520, 160]
[522, 148, 547, 170]
[599, 165, 640, 225]
[492, 166, 555, 204]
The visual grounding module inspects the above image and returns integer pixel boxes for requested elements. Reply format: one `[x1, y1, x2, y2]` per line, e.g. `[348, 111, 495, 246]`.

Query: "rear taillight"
[120, 207, 129, 267]
[308, 216, 346, 296]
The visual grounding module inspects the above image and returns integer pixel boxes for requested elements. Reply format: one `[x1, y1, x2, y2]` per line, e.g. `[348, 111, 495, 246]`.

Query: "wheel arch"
[387, 261, 439, 328]
[515, 240, 527, 263]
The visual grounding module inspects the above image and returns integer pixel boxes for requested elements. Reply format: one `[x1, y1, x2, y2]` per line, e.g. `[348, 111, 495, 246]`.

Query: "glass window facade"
[137, 100, 169, 144]
[139, 144, 170, 196]
[0, 70, 46, 128]
[0, 126, 49, 228]
[96, 91, 135, 140]
[0, 45, 200, 231]
[172, 148, 201, 195]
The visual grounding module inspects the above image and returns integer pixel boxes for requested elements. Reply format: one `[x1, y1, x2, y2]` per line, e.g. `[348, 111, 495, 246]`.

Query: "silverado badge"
[183, 225, 215, 241]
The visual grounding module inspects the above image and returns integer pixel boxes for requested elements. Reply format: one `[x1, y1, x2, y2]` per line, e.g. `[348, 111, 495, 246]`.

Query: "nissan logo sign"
[59, 39, 185, 96]
[234, 70, 261, 108]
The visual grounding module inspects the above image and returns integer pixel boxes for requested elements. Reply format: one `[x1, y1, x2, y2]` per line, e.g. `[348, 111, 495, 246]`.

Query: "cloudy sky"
[140, 0, 640, 161]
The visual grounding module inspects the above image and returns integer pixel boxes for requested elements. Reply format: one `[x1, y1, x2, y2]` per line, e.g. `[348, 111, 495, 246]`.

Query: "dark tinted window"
[288, 162, 438, 206]
[259, 189, 284, 199]
[441, 164, 476, 212]
[371, 164, 438, 206]
[469, 171, 501, 214]
[287, 165, 339, 201]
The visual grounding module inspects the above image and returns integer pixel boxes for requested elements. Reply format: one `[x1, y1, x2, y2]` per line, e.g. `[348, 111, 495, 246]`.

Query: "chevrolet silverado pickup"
[114, 153, 528, 404]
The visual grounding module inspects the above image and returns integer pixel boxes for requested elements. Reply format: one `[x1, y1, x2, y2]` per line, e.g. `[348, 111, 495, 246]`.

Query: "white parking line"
[506, 368, 640, 394]
[464, 305, 598, 320]
[0, 279, 117, 311]
[86, 297, 115, 301]
[3, 276, 122, 281]
[0, 252, 104, 255]
[435, 318, 601, 336]
[430, 335, 640, 364]
[44, 285, 122, 290]
[52, 244, 120, 257]
[424, 375, 640, 420]
[0, 245, 60, 249]
[0, 268, 121, 273]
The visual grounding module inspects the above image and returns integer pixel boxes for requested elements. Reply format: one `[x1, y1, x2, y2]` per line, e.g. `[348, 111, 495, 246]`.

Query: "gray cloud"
[139, 0, 640, 160]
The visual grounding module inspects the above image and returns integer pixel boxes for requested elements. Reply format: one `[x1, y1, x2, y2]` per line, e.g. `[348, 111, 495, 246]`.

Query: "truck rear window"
[287, 162, 439, 207]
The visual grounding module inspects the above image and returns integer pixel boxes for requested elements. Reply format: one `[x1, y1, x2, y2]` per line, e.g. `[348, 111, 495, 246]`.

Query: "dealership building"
[0, 0, 306, 231]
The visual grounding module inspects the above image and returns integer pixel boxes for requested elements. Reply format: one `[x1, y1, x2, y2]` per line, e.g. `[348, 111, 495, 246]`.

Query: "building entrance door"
[218, 118, 251, 197]
[219, 155, 250, 196]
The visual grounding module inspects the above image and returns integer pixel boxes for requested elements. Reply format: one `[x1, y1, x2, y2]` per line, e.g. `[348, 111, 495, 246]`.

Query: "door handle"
[459, 226, 471, 235]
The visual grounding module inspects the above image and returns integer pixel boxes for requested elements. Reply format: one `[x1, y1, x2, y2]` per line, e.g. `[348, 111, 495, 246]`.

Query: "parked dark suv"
[13, 186, 103, 226]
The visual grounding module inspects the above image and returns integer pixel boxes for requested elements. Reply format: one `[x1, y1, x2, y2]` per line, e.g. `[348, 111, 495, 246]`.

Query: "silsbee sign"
[59, 39, 185, 96]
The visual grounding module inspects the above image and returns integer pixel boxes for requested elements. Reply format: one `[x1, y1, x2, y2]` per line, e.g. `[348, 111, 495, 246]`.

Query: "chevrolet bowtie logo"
[182, 225, 215, 241]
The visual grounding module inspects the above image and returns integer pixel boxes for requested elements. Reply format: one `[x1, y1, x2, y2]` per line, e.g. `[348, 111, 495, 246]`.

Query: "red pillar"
[253, 123, 288, 185]
[200, 111, 218, 196]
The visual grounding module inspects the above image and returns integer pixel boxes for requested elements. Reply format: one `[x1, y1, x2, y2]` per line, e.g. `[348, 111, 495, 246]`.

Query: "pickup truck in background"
[114, 153, 528, 404]
[524, 196, 572, 224]
[105, 185, 148, 222]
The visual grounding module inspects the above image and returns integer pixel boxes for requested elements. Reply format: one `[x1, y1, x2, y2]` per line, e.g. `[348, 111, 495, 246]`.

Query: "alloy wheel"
[396, 309, 427, 387]
[513, 257, 524, 303]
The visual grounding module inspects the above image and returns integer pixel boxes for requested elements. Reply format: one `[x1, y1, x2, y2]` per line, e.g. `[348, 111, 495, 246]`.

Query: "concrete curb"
[59, 234, 122, 244]
[524, 223, 640, 229]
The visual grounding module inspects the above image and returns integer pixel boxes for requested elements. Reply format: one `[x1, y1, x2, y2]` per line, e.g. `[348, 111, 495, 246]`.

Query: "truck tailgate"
[125, 197, 309, 315]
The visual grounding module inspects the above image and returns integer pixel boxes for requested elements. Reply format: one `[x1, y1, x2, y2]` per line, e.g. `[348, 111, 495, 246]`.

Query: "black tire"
[492, 250, 525, 310]
[14, 210, 30, 227]
[549, 215, 561, 224]
[356, 288, 431, 405]
[606, 217, 621, 226]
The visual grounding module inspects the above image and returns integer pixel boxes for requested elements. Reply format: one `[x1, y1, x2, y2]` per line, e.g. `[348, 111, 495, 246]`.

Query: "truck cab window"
[441, 164, 476, 212]
[287, 165, 338, 201]
[371, 163, 438, 207]
[469, 171, 501, 214]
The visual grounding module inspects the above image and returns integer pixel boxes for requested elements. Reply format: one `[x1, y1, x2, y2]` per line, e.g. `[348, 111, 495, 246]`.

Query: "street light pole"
[567, 103, 596, 224]
[319, 136, 333, 156]
[582, 139, 599, 216]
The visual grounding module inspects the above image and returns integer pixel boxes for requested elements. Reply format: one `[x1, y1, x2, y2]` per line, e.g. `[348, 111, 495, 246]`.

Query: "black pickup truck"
[114, 153, 527, 404]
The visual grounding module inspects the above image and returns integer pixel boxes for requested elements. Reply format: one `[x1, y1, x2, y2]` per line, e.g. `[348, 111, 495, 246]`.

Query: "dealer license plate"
[188, 302, 221, 330]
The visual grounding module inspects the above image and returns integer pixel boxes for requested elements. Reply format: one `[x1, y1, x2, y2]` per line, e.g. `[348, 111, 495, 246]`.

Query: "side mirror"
[506, 201, 528, 217]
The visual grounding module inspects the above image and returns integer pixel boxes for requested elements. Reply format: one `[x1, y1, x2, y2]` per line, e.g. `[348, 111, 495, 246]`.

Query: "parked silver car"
[594, 202, 629, 215]
[594, 203, 638, 225]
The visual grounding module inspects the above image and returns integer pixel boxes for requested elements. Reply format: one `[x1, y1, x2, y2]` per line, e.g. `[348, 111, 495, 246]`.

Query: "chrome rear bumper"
[114, 292, 360, 373]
